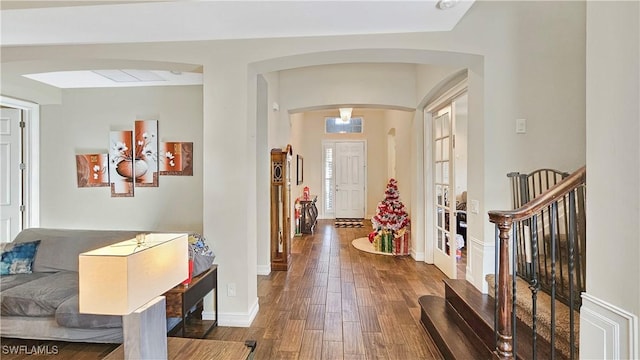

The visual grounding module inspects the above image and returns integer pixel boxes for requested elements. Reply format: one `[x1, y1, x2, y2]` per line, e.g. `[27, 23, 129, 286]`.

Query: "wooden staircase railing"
[488, 166, 586, 359]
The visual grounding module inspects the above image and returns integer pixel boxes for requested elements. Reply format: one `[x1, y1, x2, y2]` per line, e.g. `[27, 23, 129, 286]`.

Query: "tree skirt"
[351, 237, 393, 256]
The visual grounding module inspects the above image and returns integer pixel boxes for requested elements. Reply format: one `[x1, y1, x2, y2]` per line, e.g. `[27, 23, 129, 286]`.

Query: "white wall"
[39, 86, 203, 232]
[384, 110, 414, 217]
[581, 2, 639, 358]
[279, 63, 417, 113]
[0, 0, 589, 324]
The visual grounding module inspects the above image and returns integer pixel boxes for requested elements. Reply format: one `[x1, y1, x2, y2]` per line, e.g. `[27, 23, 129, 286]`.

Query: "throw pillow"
[0, 240, 41, 275]
[188, 233, 215, 277]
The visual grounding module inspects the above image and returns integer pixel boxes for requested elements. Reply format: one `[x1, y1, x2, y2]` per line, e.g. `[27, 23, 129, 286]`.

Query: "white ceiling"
[1, 0, 475, 46]
[1, 0, 474, 88]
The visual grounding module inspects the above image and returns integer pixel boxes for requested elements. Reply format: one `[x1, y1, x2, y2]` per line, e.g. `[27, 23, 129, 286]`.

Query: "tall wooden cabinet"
[270, 145, 292, 271]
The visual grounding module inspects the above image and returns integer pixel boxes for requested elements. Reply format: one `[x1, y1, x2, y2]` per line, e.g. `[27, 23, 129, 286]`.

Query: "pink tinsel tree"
[371, 178, 410, 235]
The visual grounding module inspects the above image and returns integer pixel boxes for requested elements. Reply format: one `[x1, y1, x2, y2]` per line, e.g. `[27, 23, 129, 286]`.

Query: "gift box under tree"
[393, 228, 411, 256]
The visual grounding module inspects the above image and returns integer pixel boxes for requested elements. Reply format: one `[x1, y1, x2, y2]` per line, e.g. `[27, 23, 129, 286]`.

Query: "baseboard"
[580, 292, 638, 360]
[256, 264, 270, 276]
[411, 249, 425, 261]
[204, 298, 260, 327]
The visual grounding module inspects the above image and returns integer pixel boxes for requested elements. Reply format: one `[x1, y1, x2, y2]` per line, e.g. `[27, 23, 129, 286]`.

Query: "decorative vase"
[116, 159, 148, 180]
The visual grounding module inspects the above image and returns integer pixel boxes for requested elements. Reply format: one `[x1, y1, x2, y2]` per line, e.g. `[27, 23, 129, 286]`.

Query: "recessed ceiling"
[23, 70, 203, 89]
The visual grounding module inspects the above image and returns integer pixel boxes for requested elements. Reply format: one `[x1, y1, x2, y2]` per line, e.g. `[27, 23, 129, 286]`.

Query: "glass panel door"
[432, 110, 457, 279]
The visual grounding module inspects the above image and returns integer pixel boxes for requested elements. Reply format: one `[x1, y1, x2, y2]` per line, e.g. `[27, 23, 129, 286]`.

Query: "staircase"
[420, 279, 563, 360]
[421, 166, 586, 359]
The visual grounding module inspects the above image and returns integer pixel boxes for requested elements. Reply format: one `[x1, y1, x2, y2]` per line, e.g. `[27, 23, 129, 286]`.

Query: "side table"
[165, 265, 218, 338]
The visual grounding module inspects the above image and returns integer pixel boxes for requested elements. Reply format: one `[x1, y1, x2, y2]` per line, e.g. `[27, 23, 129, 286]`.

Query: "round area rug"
[351, 237, 393, 256]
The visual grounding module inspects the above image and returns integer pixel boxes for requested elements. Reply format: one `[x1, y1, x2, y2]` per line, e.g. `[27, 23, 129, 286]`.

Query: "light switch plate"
[470, 200, 480, 214]
[516, 118, 527, 134]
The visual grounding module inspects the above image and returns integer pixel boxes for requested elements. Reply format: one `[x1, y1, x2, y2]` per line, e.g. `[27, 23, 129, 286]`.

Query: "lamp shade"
[79, 233, 188, 316]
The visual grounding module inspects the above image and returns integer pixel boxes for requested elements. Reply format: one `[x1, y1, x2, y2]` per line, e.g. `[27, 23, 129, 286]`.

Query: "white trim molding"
[465, 236, 495, 294]
[208, 298, 259, 327]
[256, 265, 271, 276]
[0, 96, 40, 229]
[411, 249, 425, 262]
[580, 292, 638, 360]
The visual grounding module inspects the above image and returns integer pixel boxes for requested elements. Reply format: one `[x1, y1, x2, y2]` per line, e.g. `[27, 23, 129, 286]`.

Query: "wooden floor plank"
[298, 330, 323, 360]
[322, 341, 344, 360]
[362, 332, 390, 360]
[323, 312, 343, 342]
[342, 321, 366, 356]
[358, 306, 382, 333]
[305, 304, 326, 330]
[279, 319, 306, 352]
[326, 291, 342, 313]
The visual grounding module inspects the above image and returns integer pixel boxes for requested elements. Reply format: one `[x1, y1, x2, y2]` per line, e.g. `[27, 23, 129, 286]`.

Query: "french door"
[0, 108, 23, 242]
[432, 109, 457, 279]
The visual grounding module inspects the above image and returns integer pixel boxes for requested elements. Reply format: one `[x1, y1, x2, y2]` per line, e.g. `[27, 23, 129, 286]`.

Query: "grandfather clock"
[270, 145, 292, 271]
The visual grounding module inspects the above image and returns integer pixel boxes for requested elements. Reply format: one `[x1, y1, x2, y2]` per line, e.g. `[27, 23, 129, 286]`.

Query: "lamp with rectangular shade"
[79, 233, 188, 360]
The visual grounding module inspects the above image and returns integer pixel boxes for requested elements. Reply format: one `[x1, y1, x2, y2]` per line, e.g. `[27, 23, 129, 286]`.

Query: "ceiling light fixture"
[339, 108, 353, 123]
[436, 0, 460, 10]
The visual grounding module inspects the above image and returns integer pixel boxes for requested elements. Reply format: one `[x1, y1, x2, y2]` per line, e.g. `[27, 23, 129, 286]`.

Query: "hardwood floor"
[0, 220, 449, 359]
[207, 220, 446, 359]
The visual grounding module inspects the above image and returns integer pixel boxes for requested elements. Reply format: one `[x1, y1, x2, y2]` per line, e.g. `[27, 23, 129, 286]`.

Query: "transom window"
[325, 117, 363, 134]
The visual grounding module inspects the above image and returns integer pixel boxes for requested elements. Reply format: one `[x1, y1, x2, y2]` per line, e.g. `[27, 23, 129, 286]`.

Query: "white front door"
[0, 108, 23, 242]
[335, 141, 365, 219]
[432, 109, 457, 279]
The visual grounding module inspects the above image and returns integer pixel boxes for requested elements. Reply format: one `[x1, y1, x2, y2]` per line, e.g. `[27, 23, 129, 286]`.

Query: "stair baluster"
[550, 201, 558, 359]
[530, 214, 540, 360]
[568, 190, 577, 360]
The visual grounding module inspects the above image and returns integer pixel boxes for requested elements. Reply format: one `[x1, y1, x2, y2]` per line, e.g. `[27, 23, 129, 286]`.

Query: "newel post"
[495, 218, 514, 359]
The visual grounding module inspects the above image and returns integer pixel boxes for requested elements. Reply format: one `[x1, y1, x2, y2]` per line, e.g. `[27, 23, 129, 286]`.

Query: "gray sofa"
[0, 228, 212, 343]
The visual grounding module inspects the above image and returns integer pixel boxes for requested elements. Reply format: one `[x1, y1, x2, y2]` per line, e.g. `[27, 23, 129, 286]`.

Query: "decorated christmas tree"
[369, 179, 410, 254]
[371, 178, 410, 233]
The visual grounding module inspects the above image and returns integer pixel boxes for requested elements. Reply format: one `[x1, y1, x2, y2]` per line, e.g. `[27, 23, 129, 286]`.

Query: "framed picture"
[134, 119, 159, 187]
[159, 142, 193, 176]
[76, 153, 109, 187]
[109, 130, 134, 197]
[296, 154, 303, 185]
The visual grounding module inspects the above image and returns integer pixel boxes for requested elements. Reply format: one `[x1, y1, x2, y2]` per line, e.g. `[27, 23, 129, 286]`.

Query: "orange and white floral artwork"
[109, 130, 134, 197]
[77, 119, 192, 197]
[159, 142, 193, 176]
[134, 120, 159, 187]
[75, 154, 109, 187]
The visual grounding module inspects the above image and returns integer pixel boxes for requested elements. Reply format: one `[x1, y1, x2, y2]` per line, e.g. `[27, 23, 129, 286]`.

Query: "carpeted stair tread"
[419, 295, 493, 360]
[486, 274, 579, 359]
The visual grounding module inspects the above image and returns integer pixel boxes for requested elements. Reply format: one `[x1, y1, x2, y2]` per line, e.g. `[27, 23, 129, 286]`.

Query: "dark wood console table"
[300, 195, 318, 234]
[165, 265, 218, 338]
